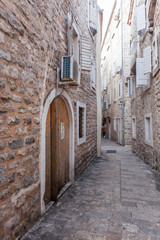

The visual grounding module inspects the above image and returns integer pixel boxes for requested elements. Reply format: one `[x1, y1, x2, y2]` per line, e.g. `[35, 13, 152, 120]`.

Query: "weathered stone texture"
[130, 0, 160, 170]
[0, 0, 97, 239]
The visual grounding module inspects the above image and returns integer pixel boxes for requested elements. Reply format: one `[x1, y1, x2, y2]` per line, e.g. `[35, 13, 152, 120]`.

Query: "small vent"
[62, 56, 71, 79]
[106, 150, 117, 153]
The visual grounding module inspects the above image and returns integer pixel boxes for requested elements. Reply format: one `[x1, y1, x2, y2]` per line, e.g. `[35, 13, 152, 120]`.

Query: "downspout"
[121, 0, 125, 146]
[96, 10, 103, 157]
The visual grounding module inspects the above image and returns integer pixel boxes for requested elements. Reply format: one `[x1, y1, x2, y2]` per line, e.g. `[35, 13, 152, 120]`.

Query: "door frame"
[40, 88, 75, 214]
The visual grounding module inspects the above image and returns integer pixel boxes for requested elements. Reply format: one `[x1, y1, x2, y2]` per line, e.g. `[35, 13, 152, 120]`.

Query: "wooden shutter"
[91, 59, 96, 88]
[143, 46, 151, 74]
[81, 37, 91, 71]
[137, 4, 146, 32]
[136, 58, 148, 87]
[89, 0, 97, 36]
[152, 29, 160, 76]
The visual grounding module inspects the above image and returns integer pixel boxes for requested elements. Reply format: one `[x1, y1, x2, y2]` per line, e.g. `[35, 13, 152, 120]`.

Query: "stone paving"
[22, 139, 160, 240]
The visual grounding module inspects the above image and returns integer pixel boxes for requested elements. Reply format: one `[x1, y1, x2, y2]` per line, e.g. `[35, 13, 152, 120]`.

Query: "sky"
[97, 0, 115, 40]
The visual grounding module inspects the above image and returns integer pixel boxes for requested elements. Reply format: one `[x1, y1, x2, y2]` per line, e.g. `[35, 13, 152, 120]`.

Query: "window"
[108, 92, 111, 105]
[77, 102, 86, 145]
[132, 117, 136, 139]
[136, 58, 148, 87]
[91, 58, 96, 88]
[89, 0, 97, 36]
[152, 29, 159, 76]
[118, 82, 122, 98]
[114, 119, 116, 132]
[113, 87, 117, 101]
[128, 76, 136, 98]
[144, 113, 153, 146]
[136, 4, 146, 32]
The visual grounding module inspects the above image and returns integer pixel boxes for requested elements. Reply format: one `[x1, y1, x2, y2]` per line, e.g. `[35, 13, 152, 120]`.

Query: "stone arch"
[40, 88, 75, 213]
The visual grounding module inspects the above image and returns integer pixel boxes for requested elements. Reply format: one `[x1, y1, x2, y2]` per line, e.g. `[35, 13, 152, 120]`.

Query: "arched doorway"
[40, 89, 75, 213]
[44, 96, 69, 204]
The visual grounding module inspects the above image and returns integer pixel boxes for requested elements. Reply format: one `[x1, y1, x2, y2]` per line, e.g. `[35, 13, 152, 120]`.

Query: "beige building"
[0, 0, 102, 239]
[128, 0, 160, 169]
[101, 0, 132, 145]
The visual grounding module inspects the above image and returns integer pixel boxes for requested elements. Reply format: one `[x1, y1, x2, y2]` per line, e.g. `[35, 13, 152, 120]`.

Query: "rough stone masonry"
[0, 0, 98, 239]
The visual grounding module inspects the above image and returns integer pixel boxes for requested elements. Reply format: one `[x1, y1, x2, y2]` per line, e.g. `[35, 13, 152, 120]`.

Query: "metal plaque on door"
[60, 123, 65, 140]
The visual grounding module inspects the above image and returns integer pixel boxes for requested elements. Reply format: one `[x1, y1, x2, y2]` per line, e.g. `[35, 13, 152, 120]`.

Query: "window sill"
[144, 140, 153, 147]
[77, 138, 86, 146]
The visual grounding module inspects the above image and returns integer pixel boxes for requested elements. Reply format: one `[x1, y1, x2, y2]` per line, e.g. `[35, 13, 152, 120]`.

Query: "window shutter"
[152, 29, 159, 76]
[89, 0, 97, 36]
[91, 59, 96, 88]
[137, 4, 146, 32]
[81, 37, 91, 71]
[143, 46, 151, 74]
[136, 58, 148, 87]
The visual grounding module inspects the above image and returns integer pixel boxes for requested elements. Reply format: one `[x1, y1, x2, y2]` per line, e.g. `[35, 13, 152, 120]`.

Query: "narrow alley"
[22, 139, 160, 240]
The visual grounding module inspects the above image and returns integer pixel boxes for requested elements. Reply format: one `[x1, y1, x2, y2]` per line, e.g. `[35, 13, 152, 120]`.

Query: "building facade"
[128, 0, 160, 169]
[101, 0, 132, 145]
[0, 0, 102, 239]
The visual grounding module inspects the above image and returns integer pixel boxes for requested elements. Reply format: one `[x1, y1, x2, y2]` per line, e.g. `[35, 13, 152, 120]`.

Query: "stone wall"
[101, 0, 131, 145]
[0, 0, 97, 239]
[130, 0, 160, 170]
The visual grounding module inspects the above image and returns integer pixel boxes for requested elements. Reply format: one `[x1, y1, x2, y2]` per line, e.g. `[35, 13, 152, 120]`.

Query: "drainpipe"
[96, 10, 103, 157]
[121, 0, 125, 146]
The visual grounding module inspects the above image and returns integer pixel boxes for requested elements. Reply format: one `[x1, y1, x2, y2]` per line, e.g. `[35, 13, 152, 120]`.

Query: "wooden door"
[44, 97, 69, 204]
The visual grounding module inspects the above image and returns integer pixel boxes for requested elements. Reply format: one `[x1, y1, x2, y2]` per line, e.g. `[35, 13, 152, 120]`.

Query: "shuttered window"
[137, 4, 146, 32]
[113, 87, 117, 101]
[152, 29, 159, 76]
[136, 58, 148, 87]
[89, 0, 97, 36]
[144, 114, 153, 146]
[91, 58, 96, 88]
[77, 102, 86, 145]
[81, 37, 91, 71]
[143, 46, 151, 74]
[108, 93, 111, 105]
[114, 119, 116, 132]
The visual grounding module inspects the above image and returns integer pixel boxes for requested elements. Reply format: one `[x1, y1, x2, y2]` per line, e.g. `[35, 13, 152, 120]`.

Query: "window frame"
[144, 113, 153, 146]
[132, 116, 136, 139]
[77, 101, 86, 146]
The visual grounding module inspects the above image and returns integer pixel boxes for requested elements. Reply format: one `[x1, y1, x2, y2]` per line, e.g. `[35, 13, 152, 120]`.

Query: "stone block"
[8, 172, 16, 183]
[22, 155, 33, 165]
[0, 78, 6, 88]
[23, 116, 32, 125]
[25, 136, 35, 145]
[0, 50, 11, 62]
[4, 214, 20, 233]
[0, 31, 4, 43]
[9, 161, 19, 170]
[18, 106, 26, 114]
[8, 138, 23, 149]
[0, 141, 4, 151]
[23, 174, 34, 187]
[13, 94, 22, 103]
[8, 116, 20, 125]
[0, 127, 11, 138]
[0, 165, 6, 186]
[0, 187, 10, 200]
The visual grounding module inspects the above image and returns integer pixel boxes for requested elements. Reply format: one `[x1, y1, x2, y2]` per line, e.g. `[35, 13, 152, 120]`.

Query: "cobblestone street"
[22, 139, 160, 240]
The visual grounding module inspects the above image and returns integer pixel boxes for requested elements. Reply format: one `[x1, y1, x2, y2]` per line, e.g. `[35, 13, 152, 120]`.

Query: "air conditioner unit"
[61, 56, 80, 84]
[125, 76, 131, 84]
[103, 101, 108, 110]
[116, 66, 121, 74]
